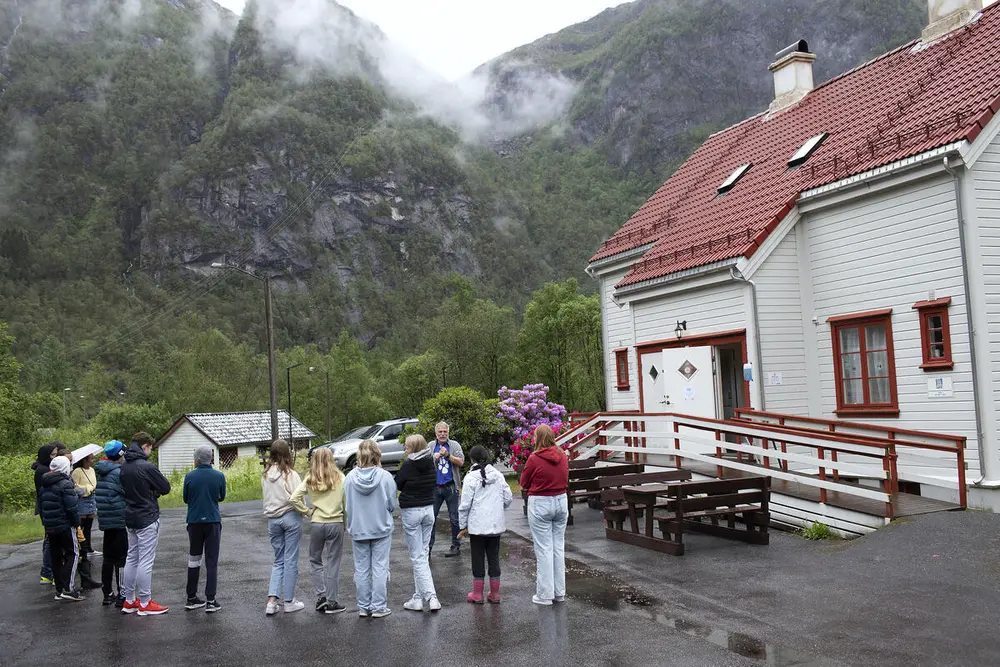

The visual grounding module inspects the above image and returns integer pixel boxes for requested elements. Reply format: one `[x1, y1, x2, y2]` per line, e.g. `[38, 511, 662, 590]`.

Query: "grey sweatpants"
[123, 521, 160, 605]
[309, 522, 345, 602]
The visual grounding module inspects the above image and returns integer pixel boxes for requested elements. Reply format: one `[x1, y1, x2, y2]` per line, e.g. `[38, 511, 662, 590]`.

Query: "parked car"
[307, 425, 372, 460]
[323, 417, 418, 470]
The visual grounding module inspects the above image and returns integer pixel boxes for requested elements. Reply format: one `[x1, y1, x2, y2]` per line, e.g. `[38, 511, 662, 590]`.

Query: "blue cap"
[104, 440, 124, 459]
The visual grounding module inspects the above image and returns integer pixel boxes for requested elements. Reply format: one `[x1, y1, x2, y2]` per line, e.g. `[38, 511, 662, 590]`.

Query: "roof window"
[788, 133, 828, 168]
[717, 163, 752, 195]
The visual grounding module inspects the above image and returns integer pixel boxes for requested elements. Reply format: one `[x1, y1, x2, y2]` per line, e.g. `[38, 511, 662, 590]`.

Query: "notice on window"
[928, 377, 953, 398]
[767, 372, 782, 386]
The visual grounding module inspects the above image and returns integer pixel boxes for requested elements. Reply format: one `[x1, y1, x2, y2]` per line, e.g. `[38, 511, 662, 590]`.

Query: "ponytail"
[469, 445, 490, 488]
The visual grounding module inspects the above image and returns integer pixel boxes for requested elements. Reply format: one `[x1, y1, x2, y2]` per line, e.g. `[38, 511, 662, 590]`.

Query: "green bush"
[800, 521, 833, 540]
[411, 386, 510, 463]
[0, 455, 37, 513]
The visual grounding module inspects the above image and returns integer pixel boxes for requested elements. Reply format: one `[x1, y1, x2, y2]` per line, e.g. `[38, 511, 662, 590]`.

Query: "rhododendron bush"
[497, 384, 567, 470]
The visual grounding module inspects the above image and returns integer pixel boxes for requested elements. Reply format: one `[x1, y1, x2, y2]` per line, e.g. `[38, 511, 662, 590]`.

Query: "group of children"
[32, 420, 571, 617]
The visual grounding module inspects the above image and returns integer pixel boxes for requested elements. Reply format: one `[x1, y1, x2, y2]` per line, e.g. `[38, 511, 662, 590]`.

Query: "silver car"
[327, 418, 418, 470]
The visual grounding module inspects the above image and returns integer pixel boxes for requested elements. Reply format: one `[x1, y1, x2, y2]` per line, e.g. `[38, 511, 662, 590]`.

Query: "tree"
[517, 279, 605, 411]
[414, 387, 509, 463]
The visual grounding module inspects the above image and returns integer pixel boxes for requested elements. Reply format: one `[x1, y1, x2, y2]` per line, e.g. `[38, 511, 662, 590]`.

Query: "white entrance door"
[662, 346, 717, 455]
[640, 349, 672, 454]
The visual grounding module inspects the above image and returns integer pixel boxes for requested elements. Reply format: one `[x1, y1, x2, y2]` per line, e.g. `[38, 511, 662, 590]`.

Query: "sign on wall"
[927, 376, 954, 398]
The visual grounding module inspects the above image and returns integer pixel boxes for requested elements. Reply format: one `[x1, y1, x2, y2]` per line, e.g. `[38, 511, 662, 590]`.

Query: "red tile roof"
[594, 4, 1000, 289]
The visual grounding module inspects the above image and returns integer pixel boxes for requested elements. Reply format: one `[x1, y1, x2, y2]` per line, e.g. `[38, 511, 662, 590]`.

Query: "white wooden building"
[156, 411, 316, 473]
[589, 0, 1000, 511]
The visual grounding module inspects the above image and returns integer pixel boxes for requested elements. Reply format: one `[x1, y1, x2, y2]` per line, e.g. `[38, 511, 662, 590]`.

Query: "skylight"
[717, 163, 752, 195]
[788, 133, 829, 168]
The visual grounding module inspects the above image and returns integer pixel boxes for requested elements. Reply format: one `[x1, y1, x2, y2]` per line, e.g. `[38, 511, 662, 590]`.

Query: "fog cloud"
[252, 0, 576, 141]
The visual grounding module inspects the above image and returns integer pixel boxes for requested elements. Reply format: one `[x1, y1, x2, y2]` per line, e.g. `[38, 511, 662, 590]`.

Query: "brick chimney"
[922, 0, 983, 42]
[768, 40, 816, 114]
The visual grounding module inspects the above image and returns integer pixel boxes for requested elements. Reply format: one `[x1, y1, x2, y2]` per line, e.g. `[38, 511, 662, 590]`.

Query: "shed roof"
[592, 4, 1000, 289]
[163, 411, 316, 447]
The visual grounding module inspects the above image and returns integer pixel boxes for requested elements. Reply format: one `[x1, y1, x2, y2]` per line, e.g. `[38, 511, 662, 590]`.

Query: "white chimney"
[768, 40, 816, 114]
[922, 0, 983, 42]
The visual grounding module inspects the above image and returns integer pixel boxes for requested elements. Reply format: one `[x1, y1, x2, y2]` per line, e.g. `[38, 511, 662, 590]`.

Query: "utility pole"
[212, 261, 279, 442]
[264, 276, 279, 442]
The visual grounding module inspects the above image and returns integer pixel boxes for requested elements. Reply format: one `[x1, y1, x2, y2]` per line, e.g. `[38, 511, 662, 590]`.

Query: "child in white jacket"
[457, 446, 513, 604]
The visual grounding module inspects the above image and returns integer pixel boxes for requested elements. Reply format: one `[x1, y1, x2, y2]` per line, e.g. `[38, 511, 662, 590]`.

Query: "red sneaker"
[121, 599, 140, 615]
[138, 600, 169, 616]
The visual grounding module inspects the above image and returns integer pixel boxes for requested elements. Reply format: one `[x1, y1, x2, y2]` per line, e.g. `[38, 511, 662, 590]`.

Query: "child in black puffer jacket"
[40, 456, 83, 601]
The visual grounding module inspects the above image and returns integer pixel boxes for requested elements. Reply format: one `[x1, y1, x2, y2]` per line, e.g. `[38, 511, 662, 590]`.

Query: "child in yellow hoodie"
[290, 447, 346, 614]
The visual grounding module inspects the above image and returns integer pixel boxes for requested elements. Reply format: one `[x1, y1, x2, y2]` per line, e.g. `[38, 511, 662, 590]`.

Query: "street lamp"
[309, 366, 332, 442]
[212, 260, 279, 442]
[286, 362, 303, 446]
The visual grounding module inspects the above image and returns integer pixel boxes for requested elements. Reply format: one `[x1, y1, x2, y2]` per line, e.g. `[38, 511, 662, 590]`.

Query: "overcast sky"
[215, 0, 631, 80]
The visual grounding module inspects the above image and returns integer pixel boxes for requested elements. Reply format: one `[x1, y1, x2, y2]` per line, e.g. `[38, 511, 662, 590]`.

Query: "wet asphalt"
[1, 500, 998, 666]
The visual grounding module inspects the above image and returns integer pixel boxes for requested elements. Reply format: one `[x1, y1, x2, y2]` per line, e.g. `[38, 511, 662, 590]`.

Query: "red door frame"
[635, 329, 750, 414]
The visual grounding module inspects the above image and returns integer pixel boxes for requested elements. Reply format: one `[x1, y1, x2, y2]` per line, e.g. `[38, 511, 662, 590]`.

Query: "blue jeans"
[401, 506, 436, 600]
[41, 532, 53, 579]
[429, 483, 460, 551]
[527, 495, 568, 601]
[268, 512, 302, 601]
[352, 535, 392, 612]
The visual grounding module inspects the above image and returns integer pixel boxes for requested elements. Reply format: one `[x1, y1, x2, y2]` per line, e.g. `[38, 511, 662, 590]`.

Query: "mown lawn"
[0, 512, 43, 545]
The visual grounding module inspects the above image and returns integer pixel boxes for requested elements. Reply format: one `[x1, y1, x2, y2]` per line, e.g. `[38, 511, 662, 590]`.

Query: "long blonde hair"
[404, 434, 428, 454]
[356, 439, 381, 468]
[306, 447, 343, 492]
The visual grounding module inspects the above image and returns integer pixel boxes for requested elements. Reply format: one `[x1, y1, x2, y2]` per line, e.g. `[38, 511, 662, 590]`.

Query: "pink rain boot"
[487, 578, 501, 604]
[467, 579, 485, 604]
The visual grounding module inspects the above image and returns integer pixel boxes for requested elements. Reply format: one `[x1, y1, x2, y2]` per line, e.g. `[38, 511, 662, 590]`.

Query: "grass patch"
[800, 520, 833, 541]
[506, 475, 521, 496]
[161, 457, 270, 508]
[0, 512, 44, 545]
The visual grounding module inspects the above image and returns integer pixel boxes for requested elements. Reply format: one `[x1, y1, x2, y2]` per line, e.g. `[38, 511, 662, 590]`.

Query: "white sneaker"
[283, 599, 305, 613]
[554, 595, 565, 603]
[403, 596, 424, 612]
[428, 596, 441, 612]
[532, 595, 553, 606]
[265, 601, 282, 616]
[370, 608, 392, 618]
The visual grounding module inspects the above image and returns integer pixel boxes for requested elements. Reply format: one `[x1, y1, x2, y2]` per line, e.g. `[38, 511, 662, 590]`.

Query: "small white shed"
[156, 410, 316, 473]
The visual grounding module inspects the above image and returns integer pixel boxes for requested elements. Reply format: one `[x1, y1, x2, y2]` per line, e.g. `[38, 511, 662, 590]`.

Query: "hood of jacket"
[535, 446, 566, 466]
[36, 444, 56, 466]
[124, 441, 148, 463]
[408, 448, 432, 462]
[95, 459, 121, 476]
[41, 470, 70, 489]
[469, 464, 504, 486]
[265, 465, 291, 483]
[350, 467, 382, 495]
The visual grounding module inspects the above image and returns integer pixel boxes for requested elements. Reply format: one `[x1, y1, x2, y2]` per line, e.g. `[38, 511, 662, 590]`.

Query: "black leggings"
[49, 529, 76, 594]
[80, 516, 94, 553]
[469, 534, 501, 579]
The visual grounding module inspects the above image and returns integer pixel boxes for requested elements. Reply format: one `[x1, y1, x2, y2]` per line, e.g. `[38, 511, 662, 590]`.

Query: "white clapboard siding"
[805, 174, 979, 475]
[157, 421, 214, 474]
[237, 445, 258, 461]
[974, 130, 1000, 478]
[631, 281, 746, 345]
[754, 231, 809, 414]
[601, 268, 638, 411]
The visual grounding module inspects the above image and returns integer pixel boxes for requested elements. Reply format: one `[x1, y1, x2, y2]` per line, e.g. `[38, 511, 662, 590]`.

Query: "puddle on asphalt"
[505, 537, 835, 667]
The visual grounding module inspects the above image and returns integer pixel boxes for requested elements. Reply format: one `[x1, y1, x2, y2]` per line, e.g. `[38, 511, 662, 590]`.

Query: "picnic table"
[604, 476, 771, 556]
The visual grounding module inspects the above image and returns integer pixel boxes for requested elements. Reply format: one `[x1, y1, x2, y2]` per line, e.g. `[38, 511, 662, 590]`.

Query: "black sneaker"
[53, 590, 64, 601]
[444, 545, 461, 558]
[185, 597, 207, 610]
[60, 589, 85, 602]
[205, 600, 221, 613]
[102, 593, 117, 606]
[325, 601, 347, 614]
[114, 594, 125, 609]
[315, 597, 328, 613]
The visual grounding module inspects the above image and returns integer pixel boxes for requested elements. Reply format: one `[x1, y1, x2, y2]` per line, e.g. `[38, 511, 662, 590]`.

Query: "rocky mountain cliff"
[0, 0, 928, 381]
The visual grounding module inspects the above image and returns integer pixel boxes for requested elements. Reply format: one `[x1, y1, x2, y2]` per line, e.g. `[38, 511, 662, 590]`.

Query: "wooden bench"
[520, 461, 643, 523]
[605, 476, 770, 556]
[599, 469, 693, 530]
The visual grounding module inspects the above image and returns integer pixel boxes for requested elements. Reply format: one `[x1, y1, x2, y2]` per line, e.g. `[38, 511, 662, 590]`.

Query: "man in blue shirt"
[429, 422, 465, 557]
[183, 446, 226, 612]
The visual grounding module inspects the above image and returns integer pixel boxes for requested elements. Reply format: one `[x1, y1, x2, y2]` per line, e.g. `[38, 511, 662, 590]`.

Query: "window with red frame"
[913, 297, 953, 370]
[614, 349, 630, 390]
[828, 310, 898, 416]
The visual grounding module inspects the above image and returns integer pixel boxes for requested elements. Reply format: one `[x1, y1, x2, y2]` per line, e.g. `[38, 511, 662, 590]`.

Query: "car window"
[380, 424, 403, 440]
[359, 425, 381, 439]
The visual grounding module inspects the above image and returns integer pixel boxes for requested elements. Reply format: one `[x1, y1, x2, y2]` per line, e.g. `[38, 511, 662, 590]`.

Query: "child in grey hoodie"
[344, 440, 397, 618]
